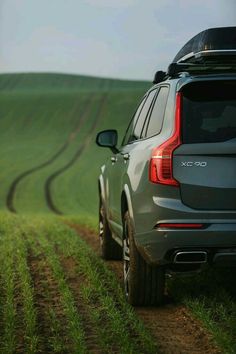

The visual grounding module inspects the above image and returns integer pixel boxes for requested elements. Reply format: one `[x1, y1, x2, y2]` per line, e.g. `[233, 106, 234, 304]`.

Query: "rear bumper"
[135, 223, 236, 265]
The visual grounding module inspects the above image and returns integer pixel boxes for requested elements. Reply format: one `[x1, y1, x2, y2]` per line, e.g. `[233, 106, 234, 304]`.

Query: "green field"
[0, 73, 149, 218]
[0, 213, 158, 353]
[0, 73, 236, 353]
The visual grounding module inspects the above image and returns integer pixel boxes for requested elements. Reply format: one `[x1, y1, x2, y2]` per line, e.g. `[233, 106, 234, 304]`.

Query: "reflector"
[156, 223, 204, 229]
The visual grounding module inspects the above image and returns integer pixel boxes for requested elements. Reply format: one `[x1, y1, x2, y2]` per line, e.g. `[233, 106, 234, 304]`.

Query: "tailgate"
[173, 80, 236, 210]
[174, 142, 236, 210]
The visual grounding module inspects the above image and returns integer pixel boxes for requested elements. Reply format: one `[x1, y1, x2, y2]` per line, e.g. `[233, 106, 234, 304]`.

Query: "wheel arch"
[121, 184, 135, 237]
[98, 174, 105, 204]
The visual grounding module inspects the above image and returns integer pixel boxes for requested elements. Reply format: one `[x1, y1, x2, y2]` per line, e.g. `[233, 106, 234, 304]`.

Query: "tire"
[99, 200, 122, 260]
[123, 211, 165, 306]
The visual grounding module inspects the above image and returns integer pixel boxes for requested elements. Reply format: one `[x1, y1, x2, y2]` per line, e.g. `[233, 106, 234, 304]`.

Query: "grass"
[0, 212, 159, 353]
[30, 233, 86, 353]
[0, 73, 148, 216]
[45, 222, 157, 354]
[168, 268, 236, 353]
[0, 216, 38, 353]
[1, 72, 236, 353]
[15, 234, 38, 353]
[0, 240, 16, 353]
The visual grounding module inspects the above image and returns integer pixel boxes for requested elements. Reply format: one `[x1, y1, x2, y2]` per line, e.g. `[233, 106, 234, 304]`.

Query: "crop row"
[0, 213, 159, 353]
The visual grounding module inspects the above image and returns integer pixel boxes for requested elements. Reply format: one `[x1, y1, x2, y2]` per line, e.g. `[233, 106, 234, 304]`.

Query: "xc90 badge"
[181, 161, 208, 167]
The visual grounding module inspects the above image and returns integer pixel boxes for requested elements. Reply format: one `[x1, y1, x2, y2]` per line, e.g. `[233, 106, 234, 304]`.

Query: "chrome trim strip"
[174, 251, 207, 264]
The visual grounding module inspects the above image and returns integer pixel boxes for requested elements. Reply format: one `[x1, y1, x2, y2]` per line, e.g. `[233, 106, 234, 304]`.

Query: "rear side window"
[122, 96, 146, 146]
[123, 89, 157, 144]
[144, 86, 169, 138]
[131, 89, 157, 141]
[182, 81, 236, 143]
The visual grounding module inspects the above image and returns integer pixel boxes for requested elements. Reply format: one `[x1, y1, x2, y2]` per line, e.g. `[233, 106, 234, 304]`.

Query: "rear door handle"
[123, 153, 130, 161]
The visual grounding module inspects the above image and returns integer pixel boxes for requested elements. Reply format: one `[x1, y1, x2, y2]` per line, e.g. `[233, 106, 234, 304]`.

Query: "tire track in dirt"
[69, 223, 222, 354]
[27, 250, 69, 353]
[28, 244, 105, 353]
[6, 142, 69, 213]
[25, 235, 127, 353]
[59, 255, 109, 353]
[6, 95, 93, 213]
[57, 248, 153, 353]
[45, 93, 108, 215]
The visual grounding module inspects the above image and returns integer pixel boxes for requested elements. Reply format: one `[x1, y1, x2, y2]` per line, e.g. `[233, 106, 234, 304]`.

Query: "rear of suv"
[96, 27, 236, 306]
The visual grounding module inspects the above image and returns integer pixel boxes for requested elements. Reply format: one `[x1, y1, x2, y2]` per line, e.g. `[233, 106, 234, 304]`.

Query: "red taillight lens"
[149, 92, 182, 186]
[156, 223, 204, 229]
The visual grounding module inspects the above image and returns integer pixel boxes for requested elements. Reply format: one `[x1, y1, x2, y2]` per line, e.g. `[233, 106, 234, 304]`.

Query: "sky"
[0, 0, 235, 80]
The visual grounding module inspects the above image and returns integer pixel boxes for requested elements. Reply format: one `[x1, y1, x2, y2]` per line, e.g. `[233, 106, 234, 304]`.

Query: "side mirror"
[96, 129, 119, 153]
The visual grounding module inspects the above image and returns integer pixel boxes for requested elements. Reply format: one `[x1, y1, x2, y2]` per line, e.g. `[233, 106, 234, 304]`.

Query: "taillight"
[149, 92, 182, 186]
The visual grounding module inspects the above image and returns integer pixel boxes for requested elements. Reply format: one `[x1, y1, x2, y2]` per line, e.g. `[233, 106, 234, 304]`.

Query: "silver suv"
[96, 27, 236, 306]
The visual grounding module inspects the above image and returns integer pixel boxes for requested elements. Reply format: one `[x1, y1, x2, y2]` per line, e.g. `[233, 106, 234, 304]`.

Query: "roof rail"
[152, 27, 236, 83]
[167, 62, 236, 77]
[153, 62, 236, 83]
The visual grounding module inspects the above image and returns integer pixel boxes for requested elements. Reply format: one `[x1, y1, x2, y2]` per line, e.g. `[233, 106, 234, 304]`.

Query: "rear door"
[174, 80, 236, 210]
[107, 89, 157, 224]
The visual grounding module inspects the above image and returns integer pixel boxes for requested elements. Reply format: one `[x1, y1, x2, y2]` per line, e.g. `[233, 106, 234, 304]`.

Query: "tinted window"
[131, 89, 157, 141]
[122, 97, 146, 146]
[145, 87, 169, 138]
[182, 81, 236, 143]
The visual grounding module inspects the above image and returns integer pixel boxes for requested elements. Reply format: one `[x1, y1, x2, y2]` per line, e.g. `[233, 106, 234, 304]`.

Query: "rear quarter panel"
[124, 81, 178, 234]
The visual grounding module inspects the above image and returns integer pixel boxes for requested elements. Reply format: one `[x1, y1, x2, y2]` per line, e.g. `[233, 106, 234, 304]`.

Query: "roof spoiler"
[153, 71, 167, 84]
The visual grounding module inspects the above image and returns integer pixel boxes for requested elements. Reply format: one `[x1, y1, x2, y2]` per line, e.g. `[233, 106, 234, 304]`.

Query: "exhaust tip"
[174, 251, 207, 264]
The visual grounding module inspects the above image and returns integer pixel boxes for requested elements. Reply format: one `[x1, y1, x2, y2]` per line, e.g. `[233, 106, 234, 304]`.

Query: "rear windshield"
[182, 81, 236, 143]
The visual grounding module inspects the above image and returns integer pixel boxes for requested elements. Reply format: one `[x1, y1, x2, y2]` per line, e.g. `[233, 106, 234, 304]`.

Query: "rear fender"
[98, 175, 106, 206]
[123, 184, 135, 233]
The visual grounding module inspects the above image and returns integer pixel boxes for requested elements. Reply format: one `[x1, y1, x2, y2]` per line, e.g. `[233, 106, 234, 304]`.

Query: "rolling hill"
[0, 73, 235, 354]
[0, 73, 150, 221]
